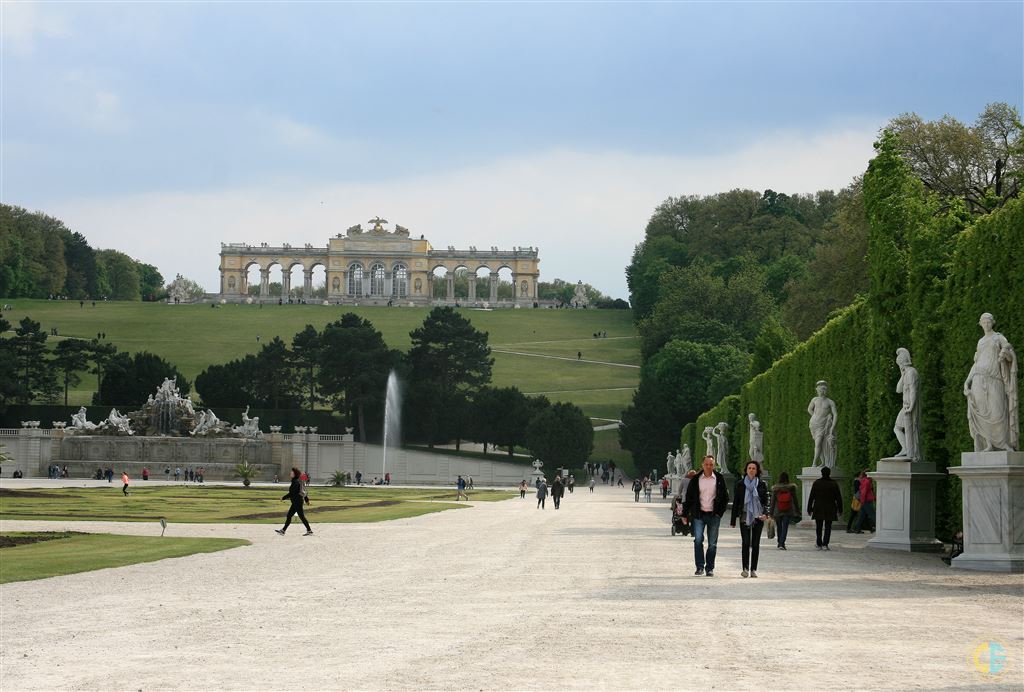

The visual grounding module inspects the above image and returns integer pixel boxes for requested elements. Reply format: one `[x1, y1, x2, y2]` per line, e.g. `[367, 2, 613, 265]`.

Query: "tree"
[136, 262, 164, 301]
[11, 317, 53, 404]
[86, 341, 118, 403]
[469, 386, 538, 456]
[407, 307, 493, 398]
[525, 401, 594, 470]
[255, 337, 298, 409]
[53, 338, 92, 406]
[95, 249, 141, 300]
[319, 314, 397, 441]
[98, 351, 190, 405]
[290, 325, 322, 411]
[0, 317, 19, 407]
[196, 357, 257, 408]
[750, 316, 797, 377]
[888, 103, 1022, 214]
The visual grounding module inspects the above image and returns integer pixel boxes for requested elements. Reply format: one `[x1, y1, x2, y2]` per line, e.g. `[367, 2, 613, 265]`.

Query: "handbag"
[766, 517, 776, 540]
[851, 497, 862, 512]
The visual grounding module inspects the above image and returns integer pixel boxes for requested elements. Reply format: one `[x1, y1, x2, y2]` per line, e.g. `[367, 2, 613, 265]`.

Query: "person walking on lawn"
[275, 467, 313, 536]
[121, 471, 130, 496]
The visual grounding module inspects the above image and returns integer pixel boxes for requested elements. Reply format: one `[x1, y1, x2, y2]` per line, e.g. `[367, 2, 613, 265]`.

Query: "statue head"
[815, 380, 828, 396]
[896, 347, 912, 367]
[979, 312, 995, 331]
[748, 412, 756, 423]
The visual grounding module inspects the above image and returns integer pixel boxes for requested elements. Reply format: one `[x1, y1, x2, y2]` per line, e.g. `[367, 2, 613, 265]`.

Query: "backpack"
[776, 488, 793, 511]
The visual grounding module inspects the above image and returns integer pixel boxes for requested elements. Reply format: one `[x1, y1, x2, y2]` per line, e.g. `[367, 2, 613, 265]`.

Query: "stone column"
[304, 270, 313, 300]
[361, 274, 370, 297]
[427, 275, 434, 299]
[948, 451, 1024, 572]
[260, 268, 270, 298]
[385, 271, 393, 298]
[866, 458, 944, 552]
[468, 275, 476, 302]
[446, 274, 454, 303]
[281, 272, 291, 300]
[489, 274, 498, 303]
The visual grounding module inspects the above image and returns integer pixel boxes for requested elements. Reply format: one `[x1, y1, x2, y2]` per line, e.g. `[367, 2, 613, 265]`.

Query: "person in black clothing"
[730, 461, 769, 578]
[807, 466, 843, 550]
[275, 467, 313, 536]
[551, 476, 565, 509]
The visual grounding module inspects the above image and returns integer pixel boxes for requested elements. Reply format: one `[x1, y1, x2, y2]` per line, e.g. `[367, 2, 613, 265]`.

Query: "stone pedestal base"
[866, 458, 944, 552]
[798, 466, 846, 524]
[948, 451, 1024, 573]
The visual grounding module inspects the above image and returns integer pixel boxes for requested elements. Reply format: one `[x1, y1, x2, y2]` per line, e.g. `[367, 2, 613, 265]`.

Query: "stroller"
[670, 496, 691, 536]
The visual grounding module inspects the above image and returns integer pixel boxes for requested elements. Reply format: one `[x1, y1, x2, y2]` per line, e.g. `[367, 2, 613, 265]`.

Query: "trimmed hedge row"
[685, 193, 1023, 539]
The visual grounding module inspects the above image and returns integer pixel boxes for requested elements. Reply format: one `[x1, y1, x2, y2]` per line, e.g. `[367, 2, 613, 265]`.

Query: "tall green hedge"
[695, 395, 741, 473]
[739, 302, 869, 486]
[679, 423, 697, 461]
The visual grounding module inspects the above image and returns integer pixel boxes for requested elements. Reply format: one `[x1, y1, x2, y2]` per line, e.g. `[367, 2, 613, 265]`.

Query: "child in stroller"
[670, 495, 691, 536]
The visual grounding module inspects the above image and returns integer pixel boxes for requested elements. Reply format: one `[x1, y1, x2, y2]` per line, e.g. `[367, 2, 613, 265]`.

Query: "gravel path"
[1, 486, 1021, 690]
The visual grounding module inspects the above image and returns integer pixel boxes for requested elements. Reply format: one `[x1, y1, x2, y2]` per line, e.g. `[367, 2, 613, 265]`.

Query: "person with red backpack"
[769, 471, 801, 550]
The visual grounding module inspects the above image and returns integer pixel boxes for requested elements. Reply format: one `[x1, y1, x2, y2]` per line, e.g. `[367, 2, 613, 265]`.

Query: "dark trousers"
[520, 490, 526, 498]
[777, 515, 791, 546]
[283, 503, 311, 532]
[634, 491, 640, 502]
[122, 484, 129, 496]
[553, 495, 561, 509]
[537, 496, 545, 508]
[739, 520, 763, 570]
[815, 519, 833, 547]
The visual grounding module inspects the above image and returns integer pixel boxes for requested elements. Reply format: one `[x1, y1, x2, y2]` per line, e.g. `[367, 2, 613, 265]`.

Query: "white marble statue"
[677, 444, 691, 475]
[156, 377, 180, 401]
[105, 408, 133, 435]
[702, 426, 715, 459]
[748, 412, 764, 464]
[713, 422, 730, 472]
[667, 451, 676, 475]
[893, 348, 921, 460]
[69, 406, 96, 431]
[964, 313, 1019, 452]
[808, 380, 838, 468]
[573, 280, 589, 308]
[234, 405, 262, 438]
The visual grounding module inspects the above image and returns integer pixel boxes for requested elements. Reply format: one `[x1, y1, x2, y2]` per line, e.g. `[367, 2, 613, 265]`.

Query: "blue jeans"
[777, 515, 791, 546]
[854, 501, 876, 531]
[692, 512, 721, 571]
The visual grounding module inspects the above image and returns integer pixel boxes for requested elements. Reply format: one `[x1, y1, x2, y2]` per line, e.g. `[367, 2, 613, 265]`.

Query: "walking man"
[681, 455, 729, 577]
[275, 467, 313, 536]
[807, 466, 843, 550]
[456, 475, 468, 501]
[552, 476, 564, 509]
[537, 478, 548, 509]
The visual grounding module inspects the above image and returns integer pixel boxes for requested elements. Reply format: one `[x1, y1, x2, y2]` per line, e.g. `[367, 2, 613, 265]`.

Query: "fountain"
[382, 370, 402, 480]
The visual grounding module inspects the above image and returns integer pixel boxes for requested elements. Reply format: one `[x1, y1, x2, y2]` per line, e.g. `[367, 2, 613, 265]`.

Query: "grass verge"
[0, 531, 249, 584]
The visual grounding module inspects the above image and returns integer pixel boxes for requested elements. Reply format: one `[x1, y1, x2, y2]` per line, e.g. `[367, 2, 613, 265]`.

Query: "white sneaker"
[303, 530, 314, 536]
[750, 570, 758, 578]
[274, 529, 285, 535]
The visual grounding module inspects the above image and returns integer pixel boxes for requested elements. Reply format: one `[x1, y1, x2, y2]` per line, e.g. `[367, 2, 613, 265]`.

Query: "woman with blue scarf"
[730, 460, 769, 578]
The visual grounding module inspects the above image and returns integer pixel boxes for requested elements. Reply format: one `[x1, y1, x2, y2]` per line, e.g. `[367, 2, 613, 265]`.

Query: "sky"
[3, 1, 1022, 299]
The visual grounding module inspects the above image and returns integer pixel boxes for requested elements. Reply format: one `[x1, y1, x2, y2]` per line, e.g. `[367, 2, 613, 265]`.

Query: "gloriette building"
[218, 217, 540, 305]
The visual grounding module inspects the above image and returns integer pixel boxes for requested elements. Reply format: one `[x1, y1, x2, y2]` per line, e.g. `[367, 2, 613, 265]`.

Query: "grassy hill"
[1, 300, 638, 422]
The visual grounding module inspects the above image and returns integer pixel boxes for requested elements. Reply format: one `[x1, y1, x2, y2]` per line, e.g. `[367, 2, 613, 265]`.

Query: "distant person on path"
[456, 475, 468, 501]
[164, 466, 170, 481]
[142, 467, 149, 481]
[661, 477, 670, 499]
[632, 478, 642, 502]
[852, 470, 876, 534]
[384, 472, 390, 485]
[730, 461, 769, 578]
[682, 455, 729, 577]
[807, 466, 843, 550]
[174, 467, 181, 482]
[846, 476, 861, 533]
[567, 475, 575, 493]
[588, 478, 596, 493]
[519, 480, 528, 498]
[552, 476, 564, 509]
[121, 471, 130, 496]
[537, 478, 548, 509]
[769, 471, 800, 550]
[643, 478, 653, 502]
[275, 467, 313, 536]
[577, 351, 582, 360]
[617, 474, 624, 487]
[468, 477, 474, 490]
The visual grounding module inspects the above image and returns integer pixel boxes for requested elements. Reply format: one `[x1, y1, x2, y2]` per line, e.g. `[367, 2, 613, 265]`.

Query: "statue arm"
[829, 401, 838, 434]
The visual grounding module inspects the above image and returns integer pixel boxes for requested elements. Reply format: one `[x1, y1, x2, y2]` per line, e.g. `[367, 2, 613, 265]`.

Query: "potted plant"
[235, 461, 257, 487]
[331, 470, 347, 487]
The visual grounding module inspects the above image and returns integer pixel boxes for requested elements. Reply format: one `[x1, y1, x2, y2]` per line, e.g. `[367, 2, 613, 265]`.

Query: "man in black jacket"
[682, 455, 729, 577]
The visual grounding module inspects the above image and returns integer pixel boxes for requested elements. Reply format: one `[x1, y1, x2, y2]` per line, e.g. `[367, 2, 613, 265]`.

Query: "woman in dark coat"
[730, 460, 769, 577]
[806, 466, 842, 550]
[275, 467, 313, 536]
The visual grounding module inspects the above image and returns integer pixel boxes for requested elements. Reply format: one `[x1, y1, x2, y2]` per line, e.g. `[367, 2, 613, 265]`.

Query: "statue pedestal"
[798, 466, 846, 524]
[866, 458, 944, 552]
[948, 451, 1024, 573]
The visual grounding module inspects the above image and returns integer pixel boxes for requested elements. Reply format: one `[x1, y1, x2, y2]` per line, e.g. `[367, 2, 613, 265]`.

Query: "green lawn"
[0, 485, 514, 524]
[0, 531, 250, 584]
[1, 300, 638, 420]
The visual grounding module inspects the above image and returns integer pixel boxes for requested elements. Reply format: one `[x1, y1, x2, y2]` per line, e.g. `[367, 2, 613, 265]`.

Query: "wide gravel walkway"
[1, 484, 1021, 690]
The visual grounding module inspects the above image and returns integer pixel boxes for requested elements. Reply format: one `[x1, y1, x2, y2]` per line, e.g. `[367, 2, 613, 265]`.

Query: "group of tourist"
[46, 464, 69, 479]
[674, 456, 860, 578]
[154, 466, 206, 483]
[532, 474, 573, 509]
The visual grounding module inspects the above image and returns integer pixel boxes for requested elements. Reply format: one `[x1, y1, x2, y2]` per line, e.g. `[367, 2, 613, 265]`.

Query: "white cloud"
[62, 69, 129, 131]
[47, 124, 879, 299]
[1, 1, 70, 56]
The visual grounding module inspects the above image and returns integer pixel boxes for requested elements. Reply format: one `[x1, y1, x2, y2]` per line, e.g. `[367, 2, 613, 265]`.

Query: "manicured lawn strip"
[0, 486, 513, 524]
[0, 532, 250, 584]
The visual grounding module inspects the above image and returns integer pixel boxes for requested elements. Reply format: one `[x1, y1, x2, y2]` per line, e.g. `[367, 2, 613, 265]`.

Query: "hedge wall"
[694, 395, 741, 473]
[679, 423, 697, 462]
[739, 302, 869, 487]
